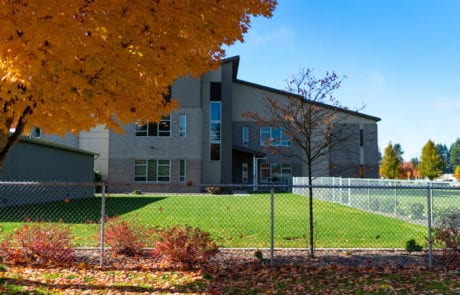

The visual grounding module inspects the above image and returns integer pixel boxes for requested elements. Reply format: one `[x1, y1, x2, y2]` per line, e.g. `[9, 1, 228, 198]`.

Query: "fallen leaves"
[1, 253, 459, 294]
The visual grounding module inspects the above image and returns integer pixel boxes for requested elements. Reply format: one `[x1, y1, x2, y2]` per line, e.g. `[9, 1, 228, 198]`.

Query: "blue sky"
[224, 0, 460, 161]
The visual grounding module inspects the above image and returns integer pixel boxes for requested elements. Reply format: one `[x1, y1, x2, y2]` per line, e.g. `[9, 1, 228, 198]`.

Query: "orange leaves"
[0, 0, 277, 137]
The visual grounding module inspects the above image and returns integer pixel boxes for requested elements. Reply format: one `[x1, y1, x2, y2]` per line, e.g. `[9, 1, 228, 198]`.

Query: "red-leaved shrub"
[154, 225, 218, 269]
[102, 215, 154, 256]
[0, 222, 75, 266]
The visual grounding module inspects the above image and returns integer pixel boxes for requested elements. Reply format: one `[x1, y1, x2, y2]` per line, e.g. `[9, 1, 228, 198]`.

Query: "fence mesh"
[0, 179, 458, 268]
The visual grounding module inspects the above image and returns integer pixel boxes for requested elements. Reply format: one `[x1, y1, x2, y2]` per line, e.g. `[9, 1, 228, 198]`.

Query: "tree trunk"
[308, 162, 314, 258]
[0, 113, 30, 176]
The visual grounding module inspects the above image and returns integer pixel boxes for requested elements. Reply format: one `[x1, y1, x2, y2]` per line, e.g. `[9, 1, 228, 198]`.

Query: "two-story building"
[35, 56, 380, 191]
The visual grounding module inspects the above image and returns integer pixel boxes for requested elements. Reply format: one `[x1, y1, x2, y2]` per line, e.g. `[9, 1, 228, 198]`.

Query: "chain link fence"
[0, 180, 458, 268]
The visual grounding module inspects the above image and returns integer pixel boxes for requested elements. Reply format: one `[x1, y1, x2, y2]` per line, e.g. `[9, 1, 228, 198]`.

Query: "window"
[259, 127, 291, 146]
[135, 159, 170, 182]
[360, 128, 364, 147]
[259, 163, 292, 183]
[242, 127, 249, 146]
[179, 114, 186, 137]
[210, 143, 221, 161]
[210, 101, 222, 160]
[179, 160, 186, 182]
[31, 127, 41, 138]
[210, 82, 221, 101]
[135, 116, 171, 137]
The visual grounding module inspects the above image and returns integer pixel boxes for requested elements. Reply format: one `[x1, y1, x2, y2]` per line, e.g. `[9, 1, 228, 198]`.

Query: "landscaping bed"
[1, 248, 459, 295]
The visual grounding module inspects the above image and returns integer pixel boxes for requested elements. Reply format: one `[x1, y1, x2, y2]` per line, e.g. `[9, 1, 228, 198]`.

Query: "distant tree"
[393, 143, 404, 163]
[0, 0, 277, 174]
[454, 166, 460, 181]
[418, 140, 445, 180]
[449, 138, 460, 169]
[244, 68, 350, 258]
[436, 143, 452, 173]
[400, 161, 418, 179]
[411, 157, 420, 167]
[379, 143, 402, 179]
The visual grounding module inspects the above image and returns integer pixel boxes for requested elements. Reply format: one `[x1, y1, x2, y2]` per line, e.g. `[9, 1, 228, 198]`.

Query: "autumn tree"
[379, 143, 402, 179]
[400, 161, 418, 179]
[0, 0, 277, 172]
[449, 138, 460, 169]
[418, 140, 445, 180]
[244, 68, 353, 257]
[454, 166, 460, 181]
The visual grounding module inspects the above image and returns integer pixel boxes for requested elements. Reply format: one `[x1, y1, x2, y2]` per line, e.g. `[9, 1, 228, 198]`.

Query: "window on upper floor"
[259, 127, 291, 146]
[210, 101, 222, 160]
[179, 114, 186, 137]
[134, 159, 170, 182]
[135, 116, 171, 137]
[360, 128, 364, 147]
[210, 82, 221, 101]
[242, 127, 249, 146]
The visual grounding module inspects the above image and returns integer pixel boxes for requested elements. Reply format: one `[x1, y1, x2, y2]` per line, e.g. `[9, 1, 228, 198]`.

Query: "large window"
[179, 114, 186, 137]
[260, 127, 291, 146]
[259, 163, 292, 184]
[210, 101, 221, 160]
[135, 159, 170, 182]
[135, 116, 171, 137]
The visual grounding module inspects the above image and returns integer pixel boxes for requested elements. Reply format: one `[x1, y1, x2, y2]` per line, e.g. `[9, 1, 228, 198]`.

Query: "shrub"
[206, 186, 232, 195]
[405, 239, 423, 253]
[0, 222, 75, 266]
[408, 203, 425, 219]
[433, 213, 459, 269]
[370, 198, 395, 213]
[102, 216, 154, 256]
[154, 225, 218, 269]
[433, 206, 459, 226]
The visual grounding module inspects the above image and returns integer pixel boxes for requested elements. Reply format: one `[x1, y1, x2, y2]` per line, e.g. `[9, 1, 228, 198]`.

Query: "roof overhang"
[232, 145, 266, 158]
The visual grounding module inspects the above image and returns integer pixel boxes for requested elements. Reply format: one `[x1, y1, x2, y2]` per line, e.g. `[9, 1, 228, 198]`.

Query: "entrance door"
[242, 162, 248, 183]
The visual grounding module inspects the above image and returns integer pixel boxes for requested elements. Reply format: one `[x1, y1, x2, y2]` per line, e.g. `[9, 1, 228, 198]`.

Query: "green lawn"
[0, 193, 426, 248]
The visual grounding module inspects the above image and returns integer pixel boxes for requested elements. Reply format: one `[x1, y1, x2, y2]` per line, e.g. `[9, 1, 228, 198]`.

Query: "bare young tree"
[245, 68, 362, 257]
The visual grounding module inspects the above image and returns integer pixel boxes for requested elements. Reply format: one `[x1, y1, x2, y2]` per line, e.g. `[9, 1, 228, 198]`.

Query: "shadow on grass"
[0, 196, 166, 223]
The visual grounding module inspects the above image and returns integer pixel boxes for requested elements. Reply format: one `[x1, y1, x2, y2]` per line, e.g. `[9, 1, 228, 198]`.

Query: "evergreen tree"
[379, 143, 402, 179]
[393, 143, 404, 162]
[449, 138, 460, 169]
[418, 140, 445, 180]
[436, 143, 451, 173]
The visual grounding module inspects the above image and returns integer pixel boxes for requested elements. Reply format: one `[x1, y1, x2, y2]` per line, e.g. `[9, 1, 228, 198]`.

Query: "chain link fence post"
[270, 185, 275, 268]
[427, 183, 433, 269]
[100, 183, 106, 267]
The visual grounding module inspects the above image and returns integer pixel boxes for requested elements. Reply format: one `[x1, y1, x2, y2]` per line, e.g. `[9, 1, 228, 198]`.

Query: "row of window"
[134, 159, 291, 184]
[135, 114, 186, 137]
[135, 159, 186, 182]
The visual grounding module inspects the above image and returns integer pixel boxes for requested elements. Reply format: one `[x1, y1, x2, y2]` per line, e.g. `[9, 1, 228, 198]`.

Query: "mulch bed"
[74, 248, 457, 271]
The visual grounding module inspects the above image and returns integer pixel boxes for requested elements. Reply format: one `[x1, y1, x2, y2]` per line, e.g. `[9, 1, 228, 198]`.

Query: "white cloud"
[245, 24, 295, 47]
[367, 70, 385, 87]
[431, 98, 460, 111]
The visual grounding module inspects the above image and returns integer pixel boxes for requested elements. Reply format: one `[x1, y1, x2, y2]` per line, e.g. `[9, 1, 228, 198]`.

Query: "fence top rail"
[1, 181, 460, 191]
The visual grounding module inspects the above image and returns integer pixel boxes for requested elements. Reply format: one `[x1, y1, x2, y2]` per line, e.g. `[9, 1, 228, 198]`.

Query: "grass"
[0, 193, 428, 248]
[302, 186, 460, 222]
